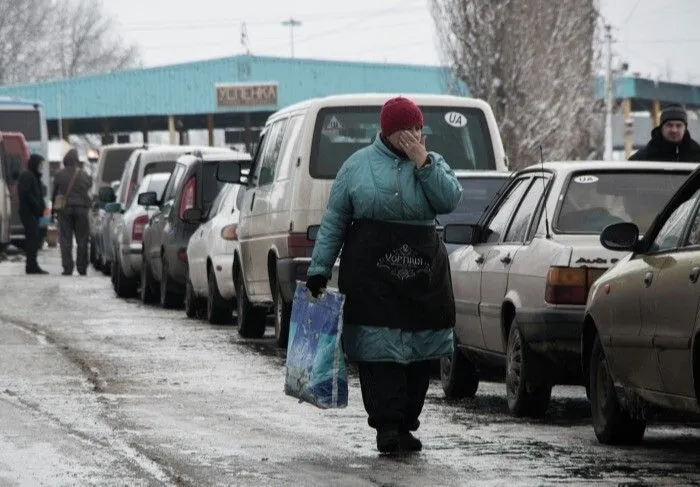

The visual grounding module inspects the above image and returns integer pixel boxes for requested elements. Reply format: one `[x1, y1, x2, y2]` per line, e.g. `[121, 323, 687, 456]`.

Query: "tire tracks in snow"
[0, 313, 189, 486]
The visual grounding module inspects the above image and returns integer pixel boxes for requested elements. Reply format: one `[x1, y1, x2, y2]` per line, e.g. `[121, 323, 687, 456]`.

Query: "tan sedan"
[584, 164, 700, 444]
[443, 161, 695, 418]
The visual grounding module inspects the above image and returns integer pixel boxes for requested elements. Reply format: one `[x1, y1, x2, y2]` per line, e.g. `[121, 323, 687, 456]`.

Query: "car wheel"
[506, 320, 552, 417]
[101, 254, 111, 276]
[441, 334, 479, 399]
[207, 267, 232, 325]
[273, 279, 292, 348]
[184, 277, 202, 319]
[140, 256, 159, 305]
[114, 256, 138, 298]
[110, 258, 118, 288]
[235, 271, 267, 338]
[159, 256, 181, 309]
[590, 335, 646, 444]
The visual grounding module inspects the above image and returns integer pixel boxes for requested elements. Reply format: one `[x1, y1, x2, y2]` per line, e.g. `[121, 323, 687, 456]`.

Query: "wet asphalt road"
[1, 249, 700, 486]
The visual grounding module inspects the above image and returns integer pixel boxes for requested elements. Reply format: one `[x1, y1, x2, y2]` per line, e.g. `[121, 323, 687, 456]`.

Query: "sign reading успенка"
[216, 82, 278, 107]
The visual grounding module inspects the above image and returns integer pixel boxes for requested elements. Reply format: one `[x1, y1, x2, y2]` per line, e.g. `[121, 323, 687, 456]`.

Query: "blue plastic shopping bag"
[285, 281, 348, 409]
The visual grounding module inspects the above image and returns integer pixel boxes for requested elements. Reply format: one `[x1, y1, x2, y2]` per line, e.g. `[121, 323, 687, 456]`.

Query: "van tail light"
[132, 215, 149, 242]
[221, 224, 238, 241]
[178, 177, 196, 220]
[288, 232, 315, 258]
[545, 266, 605, 305]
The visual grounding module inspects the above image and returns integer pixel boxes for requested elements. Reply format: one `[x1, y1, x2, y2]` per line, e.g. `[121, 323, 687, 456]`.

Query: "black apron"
[338, 219, 455, 332]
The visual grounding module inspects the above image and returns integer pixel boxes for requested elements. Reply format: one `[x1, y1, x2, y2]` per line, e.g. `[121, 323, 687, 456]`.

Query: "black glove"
[306, 275, 328, 298]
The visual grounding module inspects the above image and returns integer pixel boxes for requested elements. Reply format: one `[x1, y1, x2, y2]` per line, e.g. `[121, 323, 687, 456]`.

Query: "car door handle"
[644, 271, 653, 288]
[690, 266, 700, 283]
[475, 255, 484, 264]
[500, 254, 512, 264]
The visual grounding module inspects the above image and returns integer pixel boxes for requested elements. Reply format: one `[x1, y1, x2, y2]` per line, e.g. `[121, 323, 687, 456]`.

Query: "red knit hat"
[380, 97, 424, 137]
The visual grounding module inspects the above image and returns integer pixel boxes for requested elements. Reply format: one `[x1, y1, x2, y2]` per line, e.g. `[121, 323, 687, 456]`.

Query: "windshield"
[144, 160, 176, 176]
[556, 171, 689, 235]
[101, 147, 138, 184]
[310, 105, 496, 178]
[147, 176, 169, 200]
[437, 176, 509, 226]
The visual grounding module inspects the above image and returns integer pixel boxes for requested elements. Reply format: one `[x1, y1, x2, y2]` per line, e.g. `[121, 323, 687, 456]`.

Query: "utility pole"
[603, 24, 614, 160]
[281, 18, 301, 58]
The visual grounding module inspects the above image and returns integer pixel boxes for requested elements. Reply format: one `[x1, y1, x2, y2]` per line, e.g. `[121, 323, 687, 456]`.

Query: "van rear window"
[101, 148, 138, 184]
[309, 105, 496, 179]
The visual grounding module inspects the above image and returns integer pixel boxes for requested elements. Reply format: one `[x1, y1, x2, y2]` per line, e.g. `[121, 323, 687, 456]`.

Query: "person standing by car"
[629, 105, 700, 162]
[52, 149, 92, 276]
[306, 96, 462, 454]
[17, 153, 48, 274]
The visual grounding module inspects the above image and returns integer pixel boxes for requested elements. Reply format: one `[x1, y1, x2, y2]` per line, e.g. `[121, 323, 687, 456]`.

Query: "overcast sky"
[104, 0, 700, 84]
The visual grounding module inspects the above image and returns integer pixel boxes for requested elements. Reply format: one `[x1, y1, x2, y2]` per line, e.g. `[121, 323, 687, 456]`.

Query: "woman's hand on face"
[397, 130, 429, 168]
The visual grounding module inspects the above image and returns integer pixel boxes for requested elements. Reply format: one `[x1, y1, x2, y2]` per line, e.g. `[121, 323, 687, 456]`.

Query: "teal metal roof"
[0, 55, 459, 120]
[0, 54, 697, 125]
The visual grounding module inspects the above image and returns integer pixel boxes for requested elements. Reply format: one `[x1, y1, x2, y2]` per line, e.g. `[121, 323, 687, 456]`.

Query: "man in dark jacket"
[52, 149, 92, 276]
[18, 154, 48, 274]
[629, 105, 700, 162]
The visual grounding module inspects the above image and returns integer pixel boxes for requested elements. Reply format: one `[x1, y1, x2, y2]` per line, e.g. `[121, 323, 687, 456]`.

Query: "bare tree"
[49, 0, 139, 79]
[0, 0, 54, 85]
[0, 0, 139, 85]
[431, 0, 601, 168]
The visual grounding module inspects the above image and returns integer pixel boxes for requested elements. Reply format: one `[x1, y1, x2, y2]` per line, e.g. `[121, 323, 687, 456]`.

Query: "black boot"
[399, 432, 422, 452]
[26, 267, 49, 275]
[376, 428, 401, 453]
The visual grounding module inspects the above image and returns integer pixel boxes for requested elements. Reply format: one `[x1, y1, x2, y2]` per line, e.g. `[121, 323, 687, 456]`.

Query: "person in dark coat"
[306, 97, 462, 454]
[52, 148, 92, 276]
[629, 105, 700, 162]
[17, 154, 48, 274]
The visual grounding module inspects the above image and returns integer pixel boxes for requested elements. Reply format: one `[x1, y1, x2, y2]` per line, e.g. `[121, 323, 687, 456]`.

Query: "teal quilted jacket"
[308, 135, 462, 363]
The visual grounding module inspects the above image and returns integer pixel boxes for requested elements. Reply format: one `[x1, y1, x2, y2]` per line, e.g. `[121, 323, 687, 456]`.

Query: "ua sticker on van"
[444, 111, 467, 128]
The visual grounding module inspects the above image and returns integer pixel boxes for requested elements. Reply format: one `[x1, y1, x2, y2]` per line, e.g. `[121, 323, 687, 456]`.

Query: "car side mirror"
[182, 208, 203, 224]
[98, 186, 116, 203]
[137, 191, 159, 207]
[600, 222, 640, 252]
[216, 161, 242, 184]
[104, 202, 123, 214]
[307, 225, 320, 241]
[443, 224, 478, 245]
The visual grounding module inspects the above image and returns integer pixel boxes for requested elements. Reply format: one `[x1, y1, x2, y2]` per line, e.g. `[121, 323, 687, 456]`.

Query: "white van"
[229, 93, 508, 345]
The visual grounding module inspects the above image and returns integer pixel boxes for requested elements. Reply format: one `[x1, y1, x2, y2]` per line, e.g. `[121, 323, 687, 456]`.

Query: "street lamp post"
[281, 18, 302, 58]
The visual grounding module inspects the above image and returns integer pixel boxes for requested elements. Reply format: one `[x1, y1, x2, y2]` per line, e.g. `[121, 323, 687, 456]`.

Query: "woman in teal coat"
[306, 97, 463, 454]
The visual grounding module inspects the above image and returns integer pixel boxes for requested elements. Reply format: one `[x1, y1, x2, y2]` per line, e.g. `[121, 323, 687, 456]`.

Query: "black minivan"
[139, 150, 251, 308]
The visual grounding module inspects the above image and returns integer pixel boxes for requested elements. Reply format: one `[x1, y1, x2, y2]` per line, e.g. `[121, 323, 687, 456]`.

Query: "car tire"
[159, 256, 181, 309]
[441, 334, 479, 399]
[235, 271, 267, 338]
[589, 335, 646, 445]
[114, 256, 138, 298]
[140, 256, 159, 305]
[273, 279, 292, 348]
[184, 277, 202, 319]
[506, 320, 552, 417]
[101, 254, 111, 276]
[207, 267, 232, 325]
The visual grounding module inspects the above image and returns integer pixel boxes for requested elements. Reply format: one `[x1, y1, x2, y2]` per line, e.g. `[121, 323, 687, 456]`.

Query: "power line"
[117, 3, 423, 32]
[139, 17, 428, 53]
[621, 0, 643, 26]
